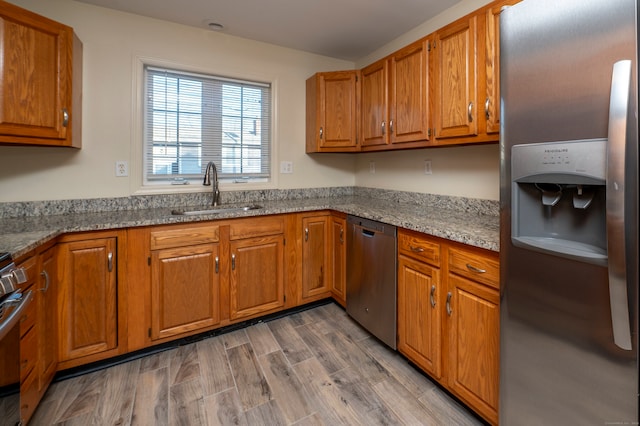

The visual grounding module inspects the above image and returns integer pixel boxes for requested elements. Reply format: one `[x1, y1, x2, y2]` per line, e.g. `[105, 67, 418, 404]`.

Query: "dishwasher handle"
[362, 229, 376, 238]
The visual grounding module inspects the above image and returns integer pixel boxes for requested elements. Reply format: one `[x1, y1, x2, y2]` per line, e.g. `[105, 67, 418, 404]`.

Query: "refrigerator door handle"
[606, 59, 632, 351]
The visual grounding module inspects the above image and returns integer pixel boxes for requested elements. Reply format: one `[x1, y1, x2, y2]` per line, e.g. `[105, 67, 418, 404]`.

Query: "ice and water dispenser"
[511, 139, 608, 266]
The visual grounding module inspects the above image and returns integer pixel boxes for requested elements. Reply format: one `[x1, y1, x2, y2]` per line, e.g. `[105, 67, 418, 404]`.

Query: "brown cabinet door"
[150, 243, 220, 340]
[330, 215, 347, 306]
[230, 235, 284, 320]
[389, 39, 430, 145]
[360, 59, 389, 147]
[446, 273, 500, 424]
[0, 2, 71, 143]
[434, 16, 478, 140]
[37, 246, 57, 392]
[58, 238, 118, 361]
[301, 215, 330, 302]
[485, 0, 521, 135]
[319, 71, 358, 150]
[397, 255, 441, 379]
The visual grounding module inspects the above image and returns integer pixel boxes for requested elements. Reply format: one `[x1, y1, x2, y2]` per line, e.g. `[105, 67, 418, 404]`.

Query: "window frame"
[138, 60, 275, 190]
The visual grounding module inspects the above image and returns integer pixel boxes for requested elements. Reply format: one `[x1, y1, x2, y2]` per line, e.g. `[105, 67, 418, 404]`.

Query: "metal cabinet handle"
[410, 245, 425, 253]
[340, 228, 344, 244]
[389, 120, 394, 134]
[62, 108, 69, 127]
[485, 97, 490, 121]
[468, 102, 474, 122]
[446, 292, 452, 316]
[215, 256, 219, 274]
[108, 252, 113, 272]
[430, 285, 436, 308]
[231, 254, 236, 270]
[466, 263, 486, 274]
[381, 121, 386, 135]
[305, 228, 309, 242]
[40, 270, 50, 292]
[319, 127, 323, 139]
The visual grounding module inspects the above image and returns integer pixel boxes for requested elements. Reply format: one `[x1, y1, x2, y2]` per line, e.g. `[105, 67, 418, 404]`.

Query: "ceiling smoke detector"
[204, 20, 224, 31]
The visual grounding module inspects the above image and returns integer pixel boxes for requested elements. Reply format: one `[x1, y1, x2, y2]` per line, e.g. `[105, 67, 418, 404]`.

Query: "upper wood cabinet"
[432, 15, 479, 142]
[0, 0, 82, 147]
[361, 38, 430, 151]
[306, 0, 516, 152]
[360, 59, 388, 148]
[485, 0, 521, 135]
[388, 39, 430, 146]
[306, 71, 359, 152]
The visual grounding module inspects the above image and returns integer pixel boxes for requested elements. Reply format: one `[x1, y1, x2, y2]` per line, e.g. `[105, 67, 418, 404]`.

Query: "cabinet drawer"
[150, 226, 219, 250]
[230, 216, 285, 240]
[20, 288, 36, 337]
[448, 246, 499, 289]
[398, 229, 441, 267]
[20, 328, 37, 381]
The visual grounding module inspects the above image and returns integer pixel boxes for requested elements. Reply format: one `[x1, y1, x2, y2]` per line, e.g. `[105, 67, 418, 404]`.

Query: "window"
[144, 66, 271, 184]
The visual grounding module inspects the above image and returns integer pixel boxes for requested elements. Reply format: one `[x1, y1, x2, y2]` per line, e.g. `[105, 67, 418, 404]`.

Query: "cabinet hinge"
[428, 128, 432, 137]
[148, 256, 151, 266]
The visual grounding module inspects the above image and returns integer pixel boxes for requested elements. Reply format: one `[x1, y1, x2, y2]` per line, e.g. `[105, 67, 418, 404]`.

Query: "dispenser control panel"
[512, 138, 606, 184]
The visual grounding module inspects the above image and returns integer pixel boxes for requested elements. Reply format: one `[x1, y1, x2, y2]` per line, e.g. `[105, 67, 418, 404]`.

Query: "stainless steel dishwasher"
[346, 215, 397, 349]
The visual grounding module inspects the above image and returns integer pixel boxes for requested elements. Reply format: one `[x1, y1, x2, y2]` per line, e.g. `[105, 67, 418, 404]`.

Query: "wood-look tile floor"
[29, 302, 483, 425]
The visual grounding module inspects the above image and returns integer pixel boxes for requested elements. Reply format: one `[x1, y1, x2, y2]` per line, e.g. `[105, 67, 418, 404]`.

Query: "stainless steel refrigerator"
[499, 0, 639, 424]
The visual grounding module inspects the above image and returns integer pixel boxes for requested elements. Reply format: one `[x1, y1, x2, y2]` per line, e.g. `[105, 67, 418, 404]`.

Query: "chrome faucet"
[203, 161, 220, 206]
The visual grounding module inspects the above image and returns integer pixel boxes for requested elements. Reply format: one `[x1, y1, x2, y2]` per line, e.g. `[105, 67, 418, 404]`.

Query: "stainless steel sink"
[171, 204, 263, 216]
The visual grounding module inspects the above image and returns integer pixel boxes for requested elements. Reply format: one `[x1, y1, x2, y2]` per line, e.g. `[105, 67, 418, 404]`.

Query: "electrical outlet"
[280, 161, 293, 174]
[424, 160, 432, 175]
[369, 161, 376, 174]
[115, 161, 128, 177]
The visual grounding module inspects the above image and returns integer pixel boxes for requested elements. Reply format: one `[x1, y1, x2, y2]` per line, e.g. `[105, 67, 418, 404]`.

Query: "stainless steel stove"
[0, 253, 32, 425]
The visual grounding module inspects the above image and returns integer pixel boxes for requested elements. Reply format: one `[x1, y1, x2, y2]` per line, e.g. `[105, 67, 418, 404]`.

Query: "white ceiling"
[73, 0, 461, 61]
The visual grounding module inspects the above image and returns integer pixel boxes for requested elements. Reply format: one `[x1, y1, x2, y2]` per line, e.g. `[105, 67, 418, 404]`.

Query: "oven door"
[0, 290, 33, 426]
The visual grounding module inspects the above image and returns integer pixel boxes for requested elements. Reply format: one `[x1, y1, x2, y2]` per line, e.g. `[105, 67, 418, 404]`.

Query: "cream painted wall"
[0, 0, 356, 202]
[1, 0, 500, 203]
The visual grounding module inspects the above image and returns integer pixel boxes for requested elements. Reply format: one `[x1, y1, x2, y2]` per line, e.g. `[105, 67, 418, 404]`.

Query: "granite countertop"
[0, 192, 499, 260]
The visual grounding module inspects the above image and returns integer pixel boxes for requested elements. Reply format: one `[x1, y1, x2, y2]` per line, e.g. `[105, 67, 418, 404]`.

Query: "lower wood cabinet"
[397, 228, 500, 425]
[15, 242, 57, 425]
[299, 212, 331, 304]
[56, 231, 122, 369]
[37, 246, 57, 392]
[446, 244, 500, 425]
[127, 215, 288, 350]
[151, 242, 221, 340]
[397, 254, 442, 379]
[230, 234, 284, 319]
[229, 216, 286, 320]
[330, 213, 347, 307]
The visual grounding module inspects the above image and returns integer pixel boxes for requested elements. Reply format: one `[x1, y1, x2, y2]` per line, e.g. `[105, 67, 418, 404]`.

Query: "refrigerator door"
[500, 0, 638, 424]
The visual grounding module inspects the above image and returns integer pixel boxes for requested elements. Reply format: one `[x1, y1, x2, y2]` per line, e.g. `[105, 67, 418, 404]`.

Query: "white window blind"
[144, 66, 271, 183]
